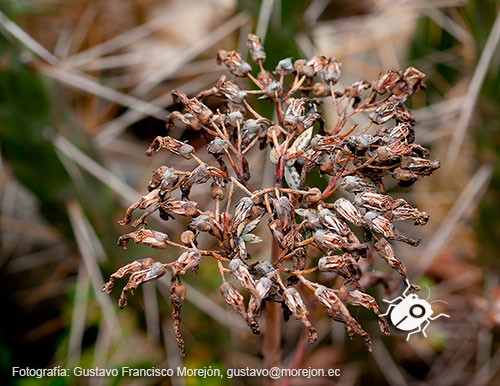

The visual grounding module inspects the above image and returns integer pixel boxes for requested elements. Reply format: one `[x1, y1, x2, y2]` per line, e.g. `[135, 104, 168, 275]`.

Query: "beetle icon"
[380, 280, 449, 341]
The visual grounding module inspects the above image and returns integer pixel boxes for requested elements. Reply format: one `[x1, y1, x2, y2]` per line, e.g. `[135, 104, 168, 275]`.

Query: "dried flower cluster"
[102, 34, 439, 354]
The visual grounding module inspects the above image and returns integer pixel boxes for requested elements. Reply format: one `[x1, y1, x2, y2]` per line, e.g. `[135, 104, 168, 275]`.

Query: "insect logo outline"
[381, 280, 449, 341]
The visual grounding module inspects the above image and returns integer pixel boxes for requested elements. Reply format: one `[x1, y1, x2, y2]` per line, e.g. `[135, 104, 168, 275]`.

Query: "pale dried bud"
[229, 258, 257, 294]
[340, 176, 377, 194]
[318, 253, 361, 280]
[247, 33, 266, 63]
[333, 197, 365, 226]
[207, 137, 229, 156]
[220, 282, 247, 321]
[217, 50, 252, 77]
[364, 211, 420, 246]
[275, 57, 293, 76]
[320, 57, 341, 84]
[118, 227, 169, 250]
[283, 288, 317, 343]
[314, 285, 372, 351]
[314, 229, 345, 250]
[233, 197, 254, 224]
[174, 248, 201, 275]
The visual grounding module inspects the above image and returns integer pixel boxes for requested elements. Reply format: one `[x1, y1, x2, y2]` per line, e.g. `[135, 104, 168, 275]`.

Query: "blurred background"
[1, 0, 500, 385]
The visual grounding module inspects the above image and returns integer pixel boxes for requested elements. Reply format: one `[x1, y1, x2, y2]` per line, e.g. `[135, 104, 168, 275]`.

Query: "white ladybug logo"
[380, 281, 449, 341]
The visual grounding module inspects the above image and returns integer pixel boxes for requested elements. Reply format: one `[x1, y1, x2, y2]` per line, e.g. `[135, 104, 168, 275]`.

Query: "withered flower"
[247, 33, 266, 63]
[102, 258, 166, 309]
[117, 227, 169, 250]
[170, 277, 187, 356]
[217, 50, 252, 77]
[173, 248, 201, 275]
[314, 285, 372, 351]
[104, 33, 440, 356]
[283, 288, 318, 343]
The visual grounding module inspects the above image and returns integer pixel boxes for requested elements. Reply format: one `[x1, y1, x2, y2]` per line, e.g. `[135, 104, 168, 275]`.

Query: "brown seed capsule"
[318, 253, 361, 280]
[117, 227, 169, 250]
[320, 57, 341, 84]
[283, 288, 317, 343]
[216, 50, 252, 77]
[247, 33, 266, 63]
[333, 198, 365, 226]
[220, 282, 248, 322]
[229, 258, 257, 295]
[314, 285, 372, 351]
[117, 261, 167, 309]
[173, 248, 201, 275]
[364, 211, 420, 246]
[170, 277, 187, 356]
[306, 187, 322, 204]
[180, 230, 196, 246]
[210, 183, 226, 201]
[338, 285, 389, 335]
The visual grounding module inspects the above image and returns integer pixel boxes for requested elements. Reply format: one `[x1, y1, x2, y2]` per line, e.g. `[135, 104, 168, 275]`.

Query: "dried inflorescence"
[102, 34, 439, 354]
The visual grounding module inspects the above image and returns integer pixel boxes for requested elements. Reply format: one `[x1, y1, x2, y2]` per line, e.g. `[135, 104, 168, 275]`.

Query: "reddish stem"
[263, 240, 282, 385]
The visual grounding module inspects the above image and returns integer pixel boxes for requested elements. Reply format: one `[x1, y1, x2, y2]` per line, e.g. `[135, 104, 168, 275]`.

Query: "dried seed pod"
[340, 176, 377, 194]
[314, 285, 372, 351]
[173, 248, 201, 275]
[117, 227, 169, 250]
[207, 137, 229, 156]
[306, 187, 322, 204]
[220, 282, 248, 323]
[314, 229, 345, 250]
[390, 202, 429, 225]
[273, 196, 295, 232]
[180, 163, 211, 198]
[255, 261, 276, 277]
[161, 200, 199, 217]
[210, 182, 226, 200]
[368, 101, 415, 125]
[248, 277, 273, 330]
[311, 82, 330, 97]
[215, 76, 247, 104]
[146, 135, 194, 159]
[233, 197, 254, 225]
[188, 214, 217, 233]
[318, 253, 361, 280]
[180, 230, 196, 246]
[333, 197, 365, 226]
[170, 277, 187, 356]
[338, 285, 390, 335]
[217, 50, 252, 77]
[160, 168, 180, 192]
[318, 209, 351, 237]
[373, 69, 403, 94]
[354, 192, 395, 212]
[373, 238, 419, 290]
[320, 57, 341, 84]
[247, 33, 266, 63]
[400, 156, 440, 175]
[283, 288, 317, 343]
[364, 211, 420, 246]
[275, 57, 293, 76]
[102, 257, 155, 294]
[229, 258, 257, 295]
[118, 261, 167, 309]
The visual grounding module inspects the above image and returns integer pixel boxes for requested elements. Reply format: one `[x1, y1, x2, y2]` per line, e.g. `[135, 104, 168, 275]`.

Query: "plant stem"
[263, 240, 282, 385]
